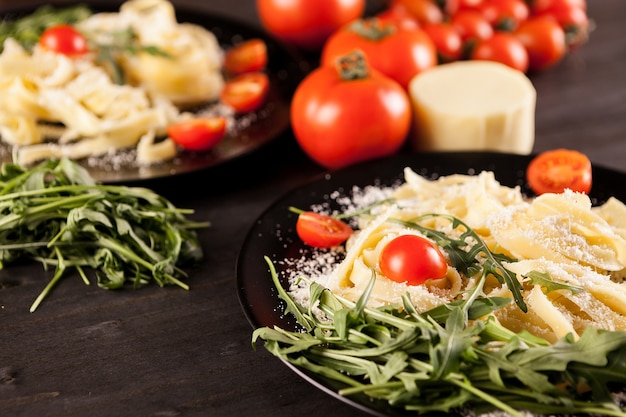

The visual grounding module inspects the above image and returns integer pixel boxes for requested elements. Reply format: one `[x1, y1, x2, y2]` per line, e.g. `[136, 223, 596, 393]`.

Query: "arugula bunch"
[0, 159, 207, 312]
[253, 213, 626, 416]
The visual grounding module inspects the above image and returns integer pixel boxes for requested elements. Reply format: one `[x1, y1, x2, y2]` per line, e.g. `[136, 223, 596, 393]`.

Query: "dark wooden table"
[1, 1, 625, 416]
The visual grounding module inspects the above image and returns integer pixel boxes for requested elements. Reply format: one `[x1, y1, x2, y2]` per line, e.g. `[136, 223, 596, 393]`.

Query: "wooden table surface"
[1, 1, 625, 416]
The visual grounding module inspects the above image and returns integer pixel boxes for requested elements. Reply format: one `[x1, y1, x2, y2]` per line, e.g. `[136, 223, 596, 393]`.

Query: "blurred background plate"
[0, 1, 310, 183]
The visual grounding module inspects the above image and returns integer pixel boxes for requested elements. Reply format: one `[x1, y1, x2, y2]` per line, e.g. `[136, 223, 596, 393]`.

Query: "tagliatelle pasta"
[290, 168, 626, 343]
[0, 0, 224, 166]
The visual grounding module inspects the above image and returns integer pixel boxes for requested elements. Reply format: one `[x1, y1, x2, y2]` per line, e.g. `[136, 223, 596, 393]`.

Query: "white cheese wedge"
[408, 61, 536, 154]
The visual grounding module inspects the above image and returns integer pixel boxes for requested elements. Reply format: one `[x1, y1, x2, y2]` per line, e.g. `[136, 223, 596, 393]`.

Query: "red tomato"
[375, 7, 420, 31]
[256, 0, 365, 51]
[39, 25, 89, 56]
[478, 0, 530, 31]
[533, 0, 589, 48]
[291, 51, 411, 170]
[220, 72, 269, 113]
[379, 234, 448, 285]
[295, 212, 353, 248]
[515, 15, 566, 72]
[422, 22, 463, 62]
[321, 18, 437, 89]
[223, 39, 268, 75]
[451, 10, 494, 43]
[167, 117, 227, 152]
[389, 0, 444, 26]
[530, 0, 586, 13]
[526, 149, 592, 195]
[471, 32, 529, 72]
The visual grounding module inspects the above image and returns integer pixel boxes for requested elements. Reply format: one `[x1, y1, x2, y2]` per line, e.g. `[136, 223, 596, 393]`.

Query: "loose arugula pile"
[253, 213, 626, 416]
[0, 159, 207, 312]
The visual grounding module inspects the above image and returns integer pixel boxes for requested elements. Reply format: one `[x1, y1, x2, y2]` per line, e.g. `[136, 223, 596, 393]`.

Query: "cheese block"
[408, 61, 536, 154]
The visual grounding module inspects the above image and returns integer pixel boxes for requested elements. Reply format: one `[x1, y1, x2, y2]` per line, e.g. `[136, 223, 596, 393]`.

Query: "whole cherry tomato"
[167, 117, 227, 152]
[422, 22, 463, 62]
[451, 9, 494, 44]
[296, 212, 353, 248]
[321, 18, 437, 89]
[526, 148, 592, 195]
[515, 15, 566, 72]
[39, 25, 89, 56]
[379, 234, 448, 285]
[471, 31, 529, 72]
[220, 72, 269, 113]
[291, 51, 411, 170]
[389, 0, 444, 26]
[375, 6, 420, 31]
[256, 0, 365, 51]
[478, 0, 530, 31]
[532, 0, 589, 48]
[223, 39, 268, 75]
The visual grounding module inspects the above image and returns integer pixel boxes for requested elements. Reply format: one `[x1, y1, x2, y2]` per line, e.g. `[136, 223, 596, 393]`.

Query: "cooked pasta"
[296, 168, 626, 343]
[0, 0, 225, 166]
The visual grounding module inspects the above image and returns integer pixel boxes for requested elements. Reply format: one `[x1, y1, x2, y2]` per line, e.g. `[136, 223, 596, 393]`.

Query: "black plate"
[236, 151, 626, 417]
[0, 1, 310, 183]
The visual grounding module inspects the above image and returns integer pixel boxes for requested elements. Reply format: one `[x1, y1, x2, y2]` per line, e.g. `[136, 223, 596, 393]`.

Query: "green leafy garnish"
[253, 256, 626, 416]
[0, 158, 208, 312]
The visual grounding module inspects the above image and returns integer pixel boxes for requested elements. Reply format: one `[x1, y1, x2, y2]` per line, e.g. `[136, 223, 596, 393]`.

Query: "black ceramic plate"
[236, 151, 626, 417]
[0, 1, 309, 183]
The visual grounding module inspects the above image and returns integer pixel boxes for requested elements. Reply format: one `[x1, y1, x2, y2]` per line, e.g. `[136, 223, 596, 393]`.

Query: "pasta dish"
[288, 167, 626, 344]
[0, 0, 225, 166]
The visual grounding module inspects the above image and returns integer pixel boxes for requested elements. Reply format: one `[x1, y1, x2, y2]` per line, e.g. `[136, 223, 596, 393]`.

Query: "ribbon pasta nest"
[0, 0, 224, 166]
[290, 167, 626, 344]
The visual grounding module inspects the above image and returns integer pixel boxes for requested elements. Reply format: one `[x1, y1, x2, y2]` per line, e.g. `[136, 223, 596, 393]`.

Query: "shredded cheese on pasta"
[0, 0, 224, 166]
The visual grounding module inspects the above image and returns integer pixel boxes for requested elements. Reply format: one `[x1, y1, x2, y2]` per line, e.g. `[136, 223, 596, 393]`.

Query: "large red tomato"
[290, 51, 411, 170]
[321, 18, 437, 89]
[256, 0, 365, 51]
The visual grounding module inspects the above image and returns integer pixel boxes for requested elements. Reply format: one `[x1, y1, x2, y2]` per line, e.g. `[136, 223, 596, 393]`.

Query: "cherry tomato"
[451, 10, 494, 43]
[296, 212, 353, 248]
[530, 0, 586, 14]
[526, 148, 592, 195]
[422, 22, 463, 62]
[38, 25, 89, 56]
[220, 72, 269, 113]
[471, 32, 529, 72]
[515, 15, 566, 72]
[478, 0, 530, 31]
[379, 234, 448, 285]
[167, 117, 227, 152]
[223, 39, 268, 75]
[321, 18, 437, 89]
[533, 0, 589, 48]
[256, 0, 365, 51]
[389, 0, 444, 26]
[375, 7, 420, 31]
[291, 51, 411, 170]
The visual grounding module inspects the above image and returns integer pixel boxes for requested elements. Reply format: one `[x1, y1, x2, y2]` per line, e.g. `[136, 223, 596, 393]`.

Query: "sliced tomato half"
[526, 148, 592, 195]
[167, 117, 227, 152]
[220, 72, 270, 113]
[296, 212, 353, 248]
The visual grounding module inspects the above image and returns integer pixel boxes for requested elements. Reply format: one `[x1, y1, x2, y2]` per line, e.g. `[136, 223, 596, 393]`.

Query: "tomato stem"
[337, 50, 371, 81]
[348, 18, 395, 41]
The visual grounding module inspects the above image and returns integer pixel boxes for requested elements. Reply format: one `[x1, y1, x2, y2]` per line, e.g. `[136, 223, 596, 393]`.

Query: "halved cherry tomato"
[526, 148, 592, 195]
[167, 117, 227, 151]
[296, 212, 353, 248]
[39, 24, 89, 56]
[379, 234, 448, 285]
[514, 15, 566, 72]
[220, 72, 269, 113]
[471, 32, 529, 72]
[223, 39, 268, 75]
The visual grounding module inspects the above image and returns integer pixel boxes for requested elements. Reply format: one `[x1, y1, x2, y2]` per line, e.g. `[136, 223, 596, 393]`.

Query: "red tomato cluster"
[378, 0, 590, 73]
